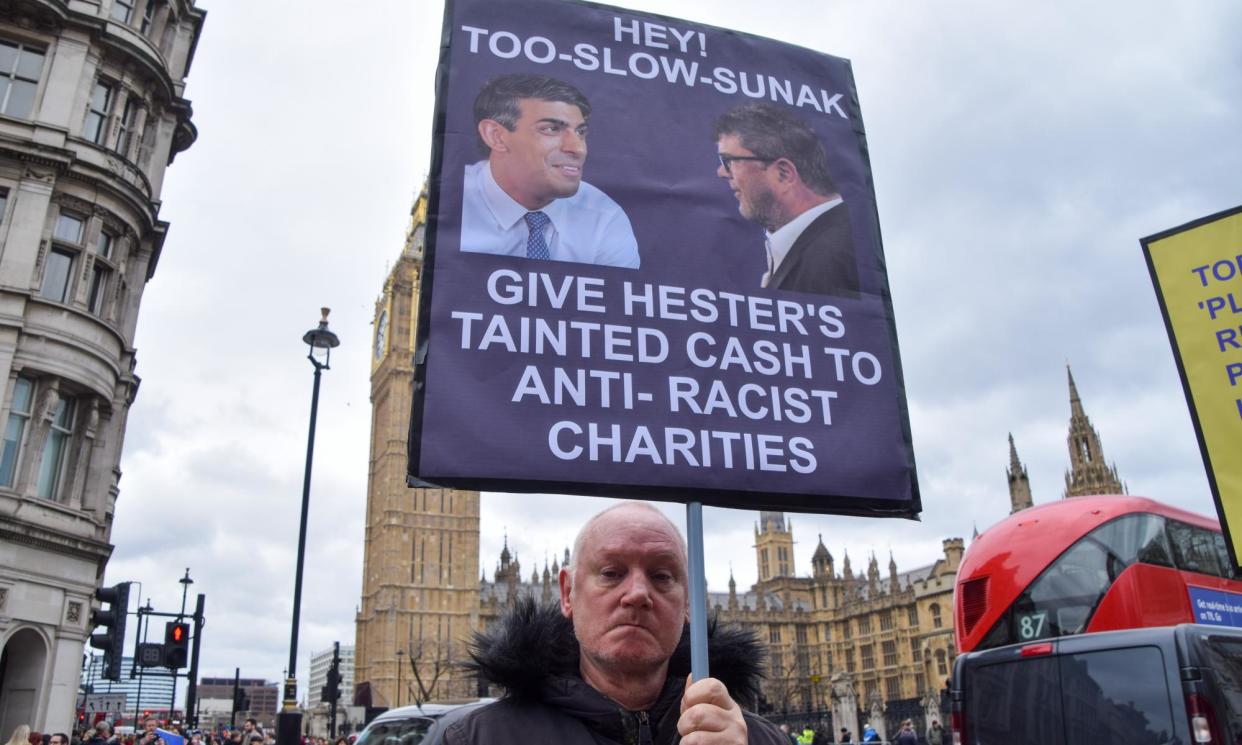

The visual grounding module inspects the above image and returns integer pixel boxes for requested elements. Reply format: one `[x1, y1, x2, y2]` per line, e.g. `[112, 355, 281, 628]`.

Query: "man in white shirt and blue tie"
[461, 74, 640, 269]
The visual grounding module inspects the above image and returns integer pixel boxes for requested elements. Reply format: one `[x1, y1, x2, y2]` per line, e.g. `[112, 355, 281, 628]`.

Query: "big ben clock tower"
[355, 190, 481, 705]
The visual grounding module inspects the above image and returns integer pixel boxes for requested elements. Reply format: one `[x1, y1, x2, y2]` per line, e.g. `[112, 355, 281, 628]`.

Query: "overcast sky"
[101, 0, 1241, 700]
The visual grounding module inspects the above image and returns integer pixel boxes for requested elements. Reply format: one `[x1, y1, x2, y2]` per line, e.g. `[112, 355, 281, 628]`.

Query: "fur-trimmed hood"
[465, 597, 767, 703]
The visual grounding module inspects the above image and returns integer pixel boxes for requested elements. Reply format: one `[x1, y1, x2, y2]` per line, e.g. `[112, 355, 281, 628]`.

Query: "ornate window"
[907, 605, 919, 626]
[141, 0, 160, 34]
[0, 377, 33, 486]
[930, 603, 942, 628]
[882, 640, 897, 667]
[935, 649, 948, 676]
[40, 249, 74, 302]
[910, 638, 921, 662]
[54, 212, 84, 243]
[885, 676, 901, 700]
[879, 610, 893, 630]
[111, 0, 135, 23]
[860, 643, 874, 669]
[0, 40, 44, 119]
[116, 97, 142, 158]
[36, 392, 76, 500]
[858, 615, 871, 635]
[85, 80, 114, 144]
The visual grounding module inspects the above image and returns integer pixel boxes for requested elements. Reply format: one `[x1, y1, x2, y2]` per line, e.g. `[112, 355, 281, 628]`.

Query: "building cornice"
[0, 508, 113, 564]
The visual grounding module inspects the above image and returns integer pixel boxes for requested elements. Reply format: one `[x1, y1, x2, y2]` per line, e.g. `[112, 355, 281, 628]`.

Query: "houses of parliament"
[353, 193, 1128, 713]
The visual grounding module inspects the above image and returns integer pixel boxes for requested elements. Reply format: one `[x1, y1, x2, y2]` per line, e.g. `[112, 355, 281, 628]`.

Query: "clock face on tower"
[374, 309, 388, 360]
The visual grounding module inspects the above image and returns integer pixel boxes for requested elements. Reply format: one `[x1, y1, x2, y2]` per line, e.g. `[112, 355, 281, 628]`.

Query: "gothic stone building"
[0, 0, 203, 735]
[355, 196, 1126, 715]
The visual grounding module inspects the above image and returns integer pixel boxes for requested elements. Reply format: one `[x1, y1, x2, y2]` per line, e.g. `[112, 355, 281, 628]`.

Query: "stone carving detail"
[0, 587, 7, 611]
[868, 694, 887, 742]
[22, 165, 55, 183]
[40, 386, 61, 422]
[67, 600, 83, 624]
[922, 689, 942, 731]
[830, 672, 859, 743]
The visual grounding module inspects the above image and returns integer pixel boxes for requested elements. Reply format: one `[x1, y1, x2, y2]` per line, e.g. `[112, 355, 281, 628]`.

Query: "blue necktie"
[524, 211, 550, 260]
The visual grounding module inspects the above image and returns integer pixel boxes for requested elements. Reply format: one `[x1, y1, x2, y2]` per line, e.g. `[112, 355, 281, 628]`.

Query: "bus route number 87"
[1017, 611, 1048, 640]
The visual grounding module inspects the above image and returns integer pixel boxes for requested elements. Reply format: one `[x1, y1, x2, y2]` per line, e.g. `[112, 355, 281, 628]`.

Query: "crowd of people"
[774, 718, 952, 745]
[5, 718, 350, 745]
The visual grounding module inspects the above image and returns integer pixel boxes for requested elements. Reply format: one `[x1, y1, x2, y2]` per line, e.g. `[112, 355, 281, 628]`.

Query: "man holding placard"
[443, 502, 785, 744]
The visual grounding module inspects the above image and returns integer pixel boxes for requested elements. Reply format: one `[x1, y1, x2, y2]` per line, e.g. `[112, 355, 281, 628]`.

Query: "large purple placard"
[408, 0, 920, 516]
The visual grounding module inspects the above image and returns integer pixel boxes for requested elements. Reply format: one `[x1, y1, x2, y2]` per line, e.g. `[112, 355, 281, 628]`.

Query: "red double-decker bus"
[955, 495, 1242, 654]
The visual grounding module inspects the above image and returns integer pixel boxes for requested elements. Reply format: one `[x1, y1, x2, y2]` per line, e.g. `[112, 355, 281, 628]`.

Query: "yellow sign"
[1143, 205, 1242, 568]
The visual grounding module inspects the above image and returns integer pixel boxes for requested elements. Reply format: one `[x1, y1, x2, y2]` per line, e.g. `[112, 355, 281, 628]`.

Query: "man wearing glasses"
[713, 103, 859, 297]
[461, 73, 640, 269]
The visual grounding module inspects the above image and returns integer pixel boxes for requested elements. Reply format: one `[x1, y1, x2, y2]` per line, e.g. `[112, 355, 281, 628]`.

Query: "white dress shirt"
[760, 197, 843, 287]
[460, 160, 640, 269]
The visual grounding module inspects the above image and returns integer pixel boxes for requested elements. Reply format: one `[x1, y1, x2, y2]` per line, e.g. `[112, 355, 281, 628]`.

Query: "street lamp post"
[277, 308, 340, 745]
[395, 650, 403, 709]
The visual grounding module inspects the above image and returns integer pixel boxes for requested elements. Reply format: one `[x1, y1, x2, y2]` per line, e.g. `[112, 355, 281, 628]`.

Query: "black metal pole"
[329, 642, 339, 739]
[185, 593, 205, 727]
[134, 604, 148, 729]
[278, 361, 324, 745]
[230, 668, 240, 729]
[168, 668, 177, 722]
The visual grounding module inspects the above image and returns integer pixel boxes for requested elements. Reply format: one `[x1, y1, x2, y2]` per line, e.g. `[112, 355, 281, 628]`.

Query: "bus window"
[979, 514, 1171, 649]
[1168, 520, 1227, 577]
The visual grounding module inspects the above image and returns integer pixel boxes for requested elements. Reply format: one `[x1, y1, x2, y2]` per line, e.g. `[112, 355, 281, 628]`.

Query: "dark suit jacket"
[768, 202, 860, 298]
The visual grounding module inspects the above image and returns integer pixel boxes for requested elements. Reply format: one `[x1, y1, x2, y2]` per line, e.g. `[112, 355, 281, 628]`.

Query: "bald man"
[444, 501, 786, 744]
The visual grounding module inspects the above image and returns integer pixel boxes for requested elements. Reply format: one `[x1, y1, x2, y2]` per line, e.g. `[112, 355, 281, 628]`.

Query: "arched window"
[930, 602, 942, 628]
[935, 648, 948, 676]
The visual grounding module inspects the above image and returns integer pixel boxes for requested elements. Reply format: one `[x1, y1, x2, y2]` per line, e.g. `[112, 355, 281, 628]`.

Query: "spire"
[758, 511, 787, 533]
[888, 551, 898, 592]
[811, 533, 832, 578]
[1068, 364, 1084, 418]
[1062, 365, 1125, 498]
[1007, 432, 1033, 513]
[972, 522, 980, 540]
[727, 566, 739, 611]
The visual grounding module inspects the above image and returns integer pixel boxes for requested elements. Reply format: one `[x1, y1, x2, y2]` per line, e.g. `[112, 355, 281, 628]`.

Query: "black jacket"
[442, 599, 788, 745]
[768, 202, 860, 298]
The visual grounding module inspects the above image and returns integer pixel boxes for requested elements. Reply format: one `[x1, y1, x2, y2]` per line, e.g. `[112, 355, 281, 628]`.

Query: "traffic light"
[233, 688, 250, 712]
[321, 667, 340, 703]
[163, 621, 190, 669]
[89, 583, 130, 681]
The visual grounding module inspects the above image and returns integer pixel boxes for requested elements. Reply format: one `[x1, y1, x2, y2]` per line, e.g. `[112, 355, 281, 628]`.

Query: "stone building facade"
[0, 0, 203, 736]
[354, 192, 482, 707]
[357, 197, 1128, 719]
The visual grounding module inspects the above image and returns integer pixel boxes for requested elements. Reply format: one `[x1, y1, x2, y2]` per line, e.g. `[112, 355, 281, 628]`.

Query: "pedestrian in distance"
[5, 726, 31, 745]
[778, 724, 797, 744]
[838, 727, 851, 744]
[136, 719, 163, 745]
[894, 719, 918, 745]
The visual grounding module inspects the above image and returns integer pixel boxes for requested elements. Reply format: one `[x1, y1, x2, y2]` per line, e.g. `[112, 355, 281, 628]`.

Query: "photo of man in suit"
[713, 103, 859, 297]
[461, 73, 640, 269]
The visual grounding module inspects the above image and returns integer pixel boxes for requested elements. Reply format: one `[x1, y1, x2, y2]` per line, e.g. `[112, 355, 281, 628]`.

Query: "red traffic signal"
[162, 621, 190, 669]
